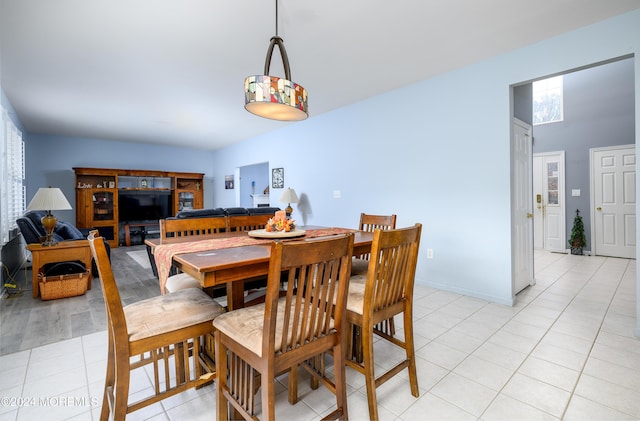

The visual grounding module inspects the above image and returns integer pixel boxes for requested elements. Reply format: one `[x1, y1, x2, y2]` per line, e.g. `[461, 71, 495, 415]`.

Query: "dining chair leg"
[362, 324, 379, 421]
[333, 341, 348, 421]
[310, 355, 322, 390]
[404, 310, 419, 397]
[113, 360, 131, 420]
[288, 366, 299, 404]
[215, 331, 229, 421]
[262, 364, 276, 421]
[100, 333, 115, 421]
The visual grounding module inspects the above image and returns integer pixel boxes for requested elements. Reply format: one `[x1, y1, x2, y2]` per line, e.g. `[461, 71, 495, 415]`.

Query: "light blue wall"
[24, 134, 215, 225]
[210, 10, 640, 312]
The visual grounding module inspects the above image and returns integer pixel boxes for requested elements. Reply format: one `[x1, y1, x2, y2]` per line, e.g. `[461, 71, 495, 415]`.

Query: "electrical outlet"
[333, 190, 341, 199]
[426, 249, 433, 259]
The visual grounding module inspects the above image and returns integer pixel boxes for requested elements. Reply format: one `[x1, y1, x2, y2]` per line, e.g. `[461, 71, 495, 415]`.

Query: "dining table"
[145, 226, 373, 310]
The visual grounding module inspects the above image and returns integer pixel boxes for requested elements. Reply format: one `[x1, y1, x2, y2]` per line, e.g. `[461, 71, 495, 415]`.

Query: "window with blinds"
[1, 107, 26, 245]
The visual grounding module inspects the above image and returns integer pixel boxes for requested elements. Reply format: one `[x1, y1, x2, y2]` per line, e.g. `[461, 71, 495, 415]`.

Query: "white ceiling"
[2, 1, 640, 151]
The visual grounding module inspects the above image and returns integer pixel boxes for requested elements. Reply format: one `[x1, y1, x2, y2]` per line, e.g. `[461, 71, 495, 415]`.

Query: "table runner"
[155, 227, 354, 294]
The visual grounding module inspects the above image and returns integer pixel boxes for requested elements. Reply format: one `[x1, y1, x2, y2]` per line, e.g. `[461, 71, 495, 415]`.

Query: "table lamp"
[26, 187, 72, 246]
[279, 187, 299, 217]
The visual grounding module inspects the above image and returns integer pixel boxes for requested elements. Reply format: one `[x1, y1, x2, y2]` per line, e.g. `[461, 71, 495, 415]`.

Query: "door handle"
[596, 207, 602, 211]
[527, 213, 533, 218]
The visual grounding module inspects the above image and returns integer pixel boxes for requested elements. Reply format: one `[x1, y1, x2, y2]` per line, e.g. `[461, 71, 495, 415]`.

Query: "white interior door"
[592, 145, 636, 258]
[533, 152, 566, 252]
[512, 118, 534, 294]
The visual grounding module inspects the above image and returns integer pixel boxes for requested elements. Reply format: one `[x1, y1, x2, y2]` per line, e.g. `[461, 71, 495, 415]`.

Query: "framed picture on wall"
[272, 168, 284, 188]
[224, 175, 234, 189]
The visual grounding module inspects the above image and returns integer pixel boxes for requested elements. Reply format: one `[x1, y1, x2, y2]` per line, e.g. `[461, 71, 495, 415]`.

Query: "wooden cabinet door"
[75, 189, 92, 228]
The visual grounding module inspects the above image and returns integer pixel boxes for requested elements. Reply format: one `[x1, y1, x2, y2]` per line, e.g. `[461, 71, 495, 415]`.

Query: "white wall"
[210, 9, 640, 326]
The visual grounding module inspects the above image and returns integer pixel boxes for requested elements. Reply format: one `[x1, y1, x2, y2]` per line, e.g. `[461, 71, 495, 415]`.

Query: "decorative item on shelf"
[244, 0, 308, 121]
[569, 209, 587, 255]
[26, 187, 72, 246]
[279, 187, 299, 216]
[141, 178, 148, 188]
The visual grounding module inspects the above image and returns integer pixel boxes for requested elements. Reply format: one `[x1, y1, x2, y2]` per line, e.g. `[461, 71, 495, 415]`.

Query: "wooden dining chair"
[213, 233, 354, 421]
[159, 217, 228, 293]
[351, 212, 397, 276]
[345, 223, 421, 421]
[88, 231, 226, 420]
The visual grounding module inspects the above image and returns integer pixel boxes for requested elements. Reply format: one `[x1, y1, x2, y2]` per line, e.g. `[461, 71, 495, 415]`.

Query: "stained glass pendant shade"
[244, 2, 308, 121]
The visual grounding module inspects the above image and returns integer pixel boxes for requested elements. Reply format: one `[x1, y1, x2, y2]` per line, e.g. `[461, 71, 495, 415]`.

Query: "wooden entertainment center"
[73, 167, 204, 248]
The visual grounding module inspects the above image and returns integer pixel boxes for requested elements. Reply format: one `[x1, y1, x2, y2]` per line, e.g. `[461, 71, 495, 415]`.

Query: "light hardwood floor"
[0, 245, 158, 355]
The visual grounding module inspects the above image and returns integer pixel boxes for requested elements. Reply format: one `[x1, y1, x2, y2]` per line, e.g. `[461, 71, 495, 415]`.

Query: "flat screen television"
[118, 190, 173, 222]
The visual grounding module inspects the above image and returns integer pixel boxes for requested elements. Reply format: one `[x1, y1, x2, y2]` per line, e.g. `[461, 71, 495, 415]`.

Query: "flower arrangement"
[265, 210, 295, 232]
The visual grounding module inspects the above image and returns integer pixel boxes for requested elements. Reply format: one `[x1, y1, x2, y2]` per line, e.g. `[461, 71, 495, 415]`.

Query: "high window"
[1, 107, 26, 245]
[533, 75, 564, 125]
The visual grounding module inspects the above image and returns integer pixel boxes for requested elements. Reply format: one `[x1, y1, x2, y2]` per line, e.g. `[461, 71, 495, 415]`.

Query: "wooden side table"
[26, 240, 93, 298]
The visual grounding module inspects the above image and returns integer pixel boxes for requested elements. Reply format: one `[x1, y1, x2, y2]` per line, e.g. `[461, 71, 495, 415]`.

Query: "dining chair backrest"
[89, 230, 127, 341]
[359, 213, 397, 232]
[356, 213, 397, 263]
[264, 232, 354, 357]
[226, 214, 273, 232]
[364, 224, 421, 317]
[160, 216, 227, 241]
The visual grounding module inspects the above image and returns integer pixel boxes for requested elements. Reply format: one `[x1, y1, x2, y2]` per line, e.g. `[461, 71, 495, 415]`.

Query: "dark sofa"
[173, 207, 281, 219]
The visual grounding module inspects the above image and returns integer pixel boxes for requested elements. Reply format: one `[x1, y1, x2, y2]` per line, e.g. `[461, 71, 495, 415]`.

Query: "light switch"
[572, 189, 581, 197]
[333, 190, 341, 199]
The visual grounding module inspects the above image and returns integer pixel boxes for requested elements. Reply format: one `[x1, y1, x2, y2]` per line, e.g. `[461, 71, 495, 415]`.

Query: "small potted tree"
[569, 209, 587, 255]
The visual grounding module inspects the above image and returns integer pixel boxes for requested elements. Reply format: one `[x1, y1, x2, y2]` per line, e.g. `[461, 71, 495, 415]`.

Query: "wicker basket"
[38, 270, 90, 301]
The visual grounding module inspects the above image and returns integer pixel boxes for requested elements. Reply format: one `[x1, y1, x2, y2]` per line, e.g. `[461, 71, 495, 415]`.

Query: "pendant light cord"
[275, 0, 279, 37]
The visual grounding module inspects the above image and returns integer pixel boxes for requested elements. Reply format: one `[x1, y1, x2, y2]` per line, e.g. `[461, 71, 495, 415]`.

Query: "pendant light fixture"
[244, 0, 308, 121]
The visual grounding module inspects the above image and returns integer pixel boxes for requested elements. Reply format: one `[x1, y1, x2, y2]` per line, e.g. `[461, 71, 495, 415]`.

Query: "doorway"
[511, 56, 636, 301]
[236, 162, 270, 208]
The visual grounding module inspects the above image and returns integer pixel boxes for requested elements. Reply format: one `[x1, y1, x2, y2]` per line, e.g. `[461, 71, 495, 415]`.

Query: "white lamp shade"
[279, 187, 299, 204]
[26, 187, 72, 211]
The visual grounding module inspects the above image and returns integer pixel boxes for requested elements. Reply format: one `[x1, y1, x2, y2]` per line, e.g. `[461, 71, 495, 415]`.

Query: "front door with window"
[533, 152, 566, 252]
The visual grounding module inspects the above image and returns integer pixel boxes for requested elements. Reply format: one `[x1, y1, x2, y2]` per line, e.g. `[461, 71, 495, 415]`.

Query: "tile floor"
[0, 250, 639, 420]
